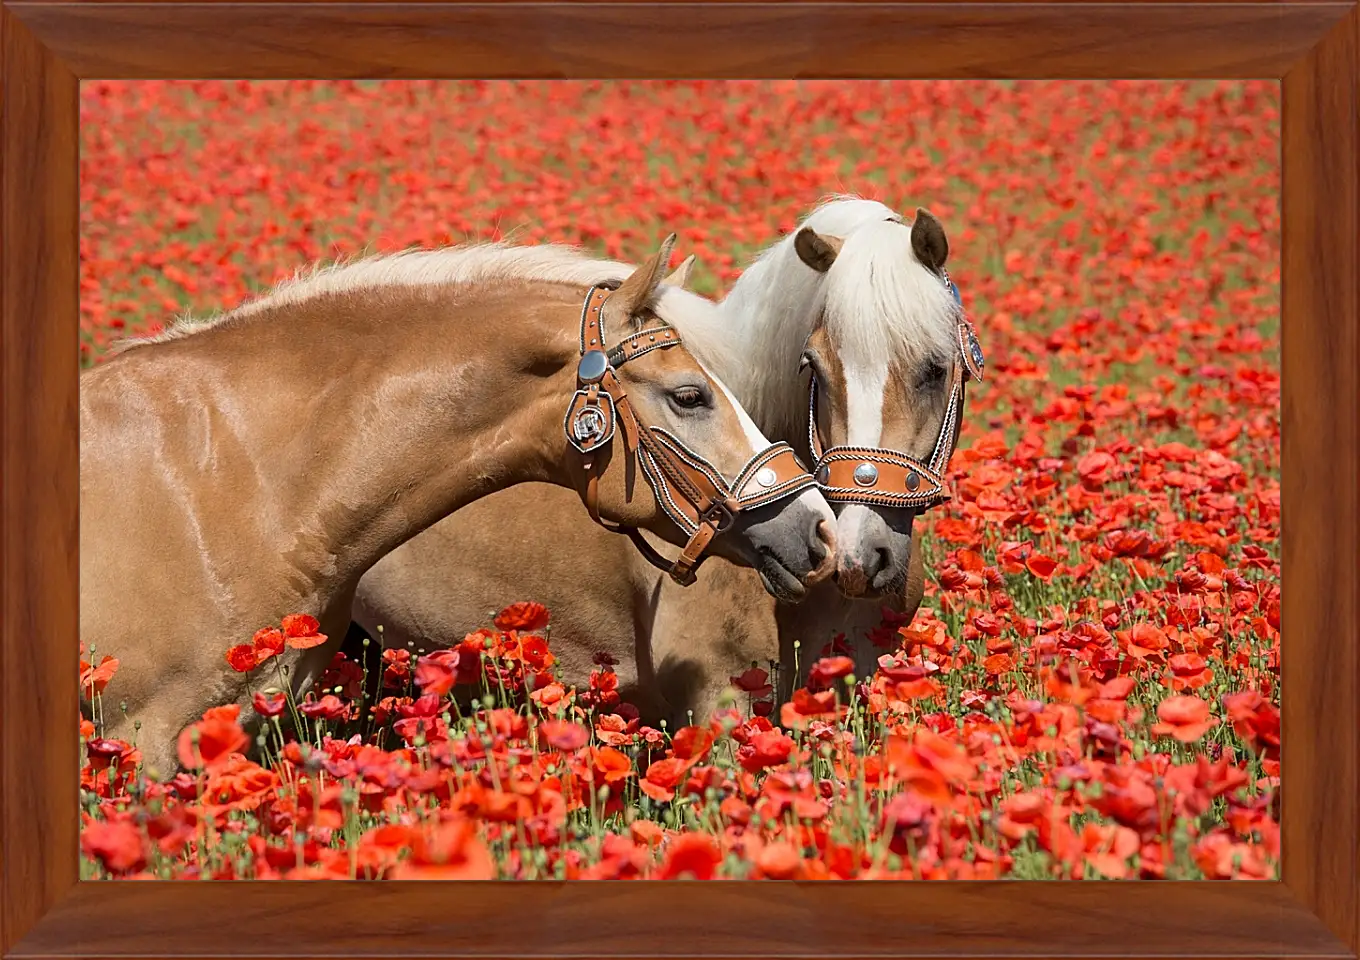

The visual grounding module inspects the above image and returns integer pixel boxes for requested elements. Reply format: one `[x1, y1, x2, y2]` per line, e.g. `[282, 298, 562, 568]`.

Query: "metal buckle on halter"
[670, 565, 700, 588]
[701, 500, 735, 533]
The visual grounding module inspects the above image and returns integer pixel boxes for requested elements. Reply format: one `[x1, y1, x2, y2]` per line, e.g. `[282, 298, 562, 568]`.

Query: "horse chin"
[755, 552, 809, 604]
[826, 554, 913, 598]
[833, 564, 908, 602]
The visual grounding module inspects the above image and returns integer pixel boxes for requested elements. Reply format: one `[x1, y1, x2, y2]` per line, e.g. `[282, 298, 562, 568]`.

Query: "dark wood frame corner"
[2, 2, 1356, 958]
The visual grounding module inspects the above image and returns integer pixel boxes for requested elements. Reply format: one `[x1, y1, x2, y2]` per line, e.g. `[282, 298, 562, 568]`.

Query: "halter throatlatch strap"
[807, 269, 983, 512]
[565, 284, 818, 586]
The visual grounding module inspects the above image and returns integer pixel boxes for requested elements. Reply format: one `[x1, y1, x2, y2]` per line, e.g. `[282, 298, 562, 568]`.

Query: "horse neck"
[178, 283, 578, 595]
[772, 581, 905, 696]
[715, 241, 828, 445]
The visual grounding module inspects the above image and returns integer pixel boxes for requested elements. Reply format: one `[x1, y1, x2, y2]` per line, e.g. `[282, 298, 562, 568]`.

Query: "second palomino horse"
[81, 235, 837, 778]
[350, 199, 983, 724]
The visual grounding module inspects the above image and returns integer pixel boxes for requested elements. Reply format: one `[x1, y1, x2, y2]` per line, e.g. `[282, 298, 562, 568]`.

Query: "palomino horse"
[80, 235, 839, 779]
[351, 198, 983, 723]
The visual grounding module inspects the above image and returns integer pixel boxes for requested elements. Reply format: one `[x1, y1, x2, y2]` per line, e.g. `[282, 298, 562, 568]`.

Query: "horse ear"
[663, 254, 696, 290]
[794, 227, 843, 273]
[910, 207, 949, 273]
[607, 233, 677, 326]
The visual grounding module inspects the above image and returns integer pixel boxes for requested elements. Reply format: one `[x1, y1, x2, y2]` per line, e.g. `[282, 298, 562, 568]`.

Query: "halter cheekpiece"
[566, 283, 819, 586]
[806, 267, 984, 512]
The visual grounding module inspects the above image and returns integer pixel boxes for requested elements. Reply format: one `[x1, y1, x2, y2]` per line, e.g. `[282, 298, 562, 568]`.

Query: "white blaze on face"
[702, 359, 835, 526]
[836, 354, 891, 549]
[700, 359, 770, 455]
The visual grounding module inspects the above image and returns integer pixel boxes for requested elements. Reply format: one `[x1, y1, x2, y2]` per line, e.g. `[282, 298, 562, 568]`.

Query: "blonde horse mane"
[696, 194, 964, 442]
[110, 241, 715, 354]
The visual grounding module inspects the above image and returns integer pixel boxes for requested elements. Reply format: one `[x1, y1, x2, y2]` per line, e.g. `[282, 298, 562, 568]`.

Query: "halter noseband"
[566, 283, 819, 586]
[806, 268, 985, 512]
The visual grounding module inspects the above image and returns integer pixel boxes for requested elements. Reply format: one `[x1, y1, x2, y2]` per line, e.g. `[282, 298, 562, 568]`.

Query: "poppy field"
[78, 80, 1280, 880]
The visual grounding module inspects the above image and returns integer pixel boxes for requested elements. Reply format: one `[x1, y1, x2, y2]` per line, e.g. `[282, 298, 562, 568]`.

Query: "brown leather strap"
[806, 315, 977, 511]
[603, 370, 643, 458]
[584, 460, 603, 524]
[728, 444, 818, 510]
[624, 527, 704, 584]
[816, 448, 950, 509]
[579, 284, 614, 353]
[672, 521, 719, 584]
[565, 283, 819, 586]
[632, 422, 729, 519]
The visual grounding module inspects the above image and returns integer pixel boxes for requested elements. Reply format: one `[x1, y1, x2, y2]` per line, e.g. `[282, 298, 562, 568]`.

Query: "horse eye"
[670, 386, 708, 409]
[918, 361, 948, 387]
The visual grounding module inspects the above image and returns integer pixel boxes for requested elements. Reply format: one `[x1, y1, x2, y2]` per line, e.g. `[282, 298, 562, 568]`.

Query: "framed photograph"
[3, 2, 1356, 958]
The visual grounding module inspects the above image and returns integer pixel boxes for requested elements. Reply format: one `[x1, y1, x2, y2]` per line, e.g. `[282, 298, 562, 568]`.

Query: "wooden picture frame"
[2, 2, 1356, 957]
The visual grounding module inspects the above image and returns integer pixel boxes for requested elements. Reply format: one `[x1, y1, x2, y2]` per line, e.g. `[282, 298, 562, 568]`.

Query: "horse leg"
[649, 556, 779, 728]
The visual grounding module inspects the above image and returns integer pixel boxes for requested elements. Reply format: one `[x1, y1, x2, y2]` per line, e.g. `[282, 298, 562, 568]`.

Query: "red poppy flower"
[586, 746, 634, 785]
[656, 832, 722, 880]
[639, 758, 689, 802]
[177, 710, 250, 771]
[388, 819, 495, 881]
[756, 841, 803, 880]
[298, 695, 349, 722]
[413, 650, 461, 697]
[1079, 822, 1141, 879]
[86, 738, 132, 768]
[252, 627, 286, 661]
[224, 644, 260, 673]
[282, 614, 328, 650]
[729, 667, 773, 697]
[251, 691, 288, 718]
[80, 655, 120, 696]
[1151, 695, 1218, 742]
[737, 730, 794, 772]
[807, 656, 855, 689]
[539, 719, 589, 752]
[1077, 451, 1116, 486]
[81, 819, 147, 875]
[1025, 553, 1059, 580]
[1167, 652, 1214, 691]
[670, 725, 716, 763]
[493, 601, 551, 632]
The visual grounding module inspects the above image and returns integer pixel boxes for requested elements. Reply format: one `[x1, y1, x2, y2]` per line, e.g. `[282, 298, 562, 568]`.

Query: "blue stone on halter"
[577, 350, 609, 384]
[970, 336, 985, 368]
[816, 465, 831, 485]
[853, 462, 879, 486]
[756, 467, 778, 488]
[951, 283, 963, 305]
[906, 471, 921, 491]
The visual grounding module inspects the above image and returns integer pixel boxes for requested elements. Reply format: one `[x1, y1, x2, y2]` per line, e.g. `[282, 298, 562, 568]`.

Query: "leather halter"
[807, 269, 984, 512]
[566, 283, 819, 586]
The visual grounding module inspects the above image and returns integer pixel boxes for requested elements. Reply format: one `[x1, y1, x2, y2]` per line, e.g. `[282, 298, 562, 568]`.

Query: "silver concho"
[905, 471, 921, 491]
[816, 465, 831, 485]
[577, 349, 610, 384]
[572, 407, 607, 445]
[853, 462, 879, 486]
[756, 467, 778, 488]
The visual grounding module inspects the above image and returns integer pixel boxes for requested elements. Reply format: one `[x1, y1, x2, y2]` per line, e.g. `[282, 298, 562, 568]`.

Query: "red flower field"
[78, 80, 1280, 880]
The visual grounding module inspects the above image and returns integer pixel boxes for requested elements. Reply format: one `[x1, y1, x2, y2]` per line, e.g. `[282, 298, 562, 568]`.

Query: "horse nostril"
[814, 517, 836, 556]
[862, 546, 892, 583]
[808, 518, 837, 584]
